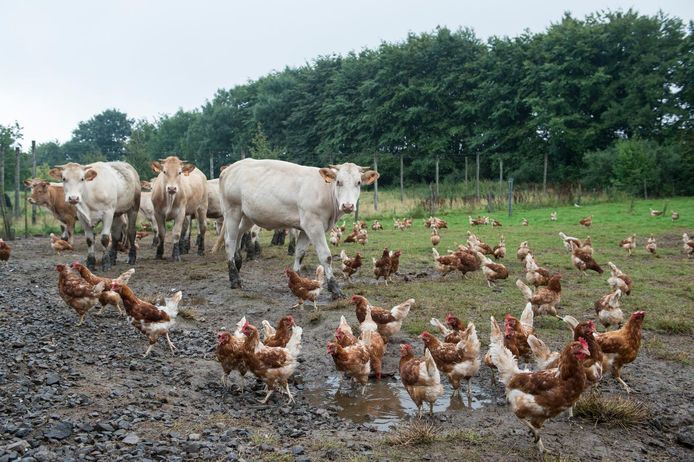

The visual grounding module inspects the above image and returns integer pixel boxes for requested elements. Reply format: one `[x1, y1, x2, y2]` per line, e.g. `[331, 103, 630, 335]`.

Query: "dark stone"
[43, 421, 72, 440]
[45, 373, 60, 386]
[677, 425, 694, 448]
[95, 422, 114, 432]
[291, 446, 304, 455]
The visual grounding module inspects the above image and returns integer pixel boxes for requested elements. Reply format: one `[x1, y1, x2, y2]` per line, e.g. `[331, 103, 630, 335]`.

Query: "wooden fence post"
[31, 140, 36, 224]
[508, 177, 514, 217]
[543, 152, 548, 194]
[14, 147, 20, 218]
[475, 152, 480, 201]
[0, 145, 13, 239]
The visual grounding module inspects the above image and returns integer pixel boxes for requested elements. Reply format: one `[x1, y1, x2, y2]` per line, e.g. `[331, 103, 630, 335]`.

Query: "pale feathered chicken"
[516, 277, 561, 316]
[607, 262, 633, 295]
[595, 289, 623, 329]
[517, 241, 531, 262]
[475, 251, 509, 288]
[432, 247, 459, 277]
[619, 234, 636, 256]
[645, 235, 657, 255]
[351, 295, 414, 342]
[524, 254, 551, 287]
[683, 233, 694, 258]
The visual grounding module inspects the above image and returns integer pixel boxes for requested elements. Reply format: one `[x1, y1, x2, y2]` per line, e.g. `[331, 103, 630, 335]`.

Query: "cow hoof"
[228, 261, 242, 288]
[155, 254, 164, 260]
[234, 252, 243, 271]
[172, 242, 181, 261]
[127, 251, 137, 265]
[197, 248, 205, 257]
[327, 278, 345, 299]
[86, 255, 97, 270]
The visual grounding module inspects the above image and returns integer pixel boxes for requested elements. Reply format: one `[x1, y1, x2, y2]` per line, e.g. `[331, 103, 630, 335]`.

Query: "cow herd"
[26, 157, 379, 297]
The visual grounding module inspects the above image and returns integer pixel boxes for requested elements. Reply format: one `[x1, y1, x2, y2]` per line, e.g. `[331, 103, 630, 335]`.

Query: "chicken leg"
[616, 377, 632, 394]
[143, 344, 154, 358]
[76, 314, 85, 326]
[467, 378, 473, 408]
[522, 420, 546, 455]
[284, 382, 295, 403]
[165, 332, 177, 353]
[259, 388, 274, 404]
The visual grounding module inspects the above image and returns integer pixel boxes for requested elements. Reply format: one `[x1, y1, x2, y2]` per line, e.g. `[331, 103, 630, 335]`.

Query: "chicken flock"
[14, 207, 686, 458]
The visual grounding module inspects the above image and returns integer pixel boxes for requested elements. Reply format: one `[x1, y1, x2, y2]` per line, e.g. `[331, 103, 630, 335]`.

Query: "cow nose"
[68, 196, 80, 204]
[341, 203, 354, 213]
[167, 186, 177, 195]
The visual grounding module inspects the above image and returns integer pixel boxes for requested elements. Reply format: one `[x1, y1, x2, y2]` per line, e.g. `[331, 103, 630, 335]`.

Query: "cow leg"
[303, 222, 343, 299]
[215, 218, 223, 236]
[126, 208, 138, 265]
[155, 213, 166, 260]
[180, 216, 190, 254]
[83, 219, 97, 270]
[195, 205, 207, 256]
[100, 211, 116, 271]
[222, 209, 249, 288]
[109, 216, 124, 268]
[171, 210, 186, 262]
[59, 223, 69, 241]
[292, 231, 310, 273]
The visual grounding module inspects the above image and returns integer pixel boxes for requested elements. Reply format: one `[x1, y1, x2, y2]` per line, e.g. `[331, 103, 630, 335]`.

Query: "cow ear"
[151, 161, 162, 173]
[23, 179, 34, 187]
[49, 167, 63, 180]
[84, 169, 98, 181]
[319, 168, 337, 183]
[361, 170, 379, 185]
[182, 164, 196, 176]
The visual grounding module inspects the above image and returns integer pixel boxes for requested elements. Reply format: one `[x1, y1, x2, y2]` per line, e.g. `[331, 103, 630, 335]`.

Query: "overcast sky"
[2, 0, 692, 146]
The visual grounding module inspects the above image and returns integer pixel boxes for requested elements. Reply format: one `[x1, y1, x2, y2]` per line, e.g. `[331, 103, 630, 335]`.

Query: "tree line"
[3, 9, 693, 198]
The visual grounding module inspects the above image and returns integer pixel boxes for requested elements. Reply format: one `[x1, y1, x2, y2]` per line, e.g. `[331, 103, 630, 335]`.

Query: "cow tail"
[211, 222, 226, 254]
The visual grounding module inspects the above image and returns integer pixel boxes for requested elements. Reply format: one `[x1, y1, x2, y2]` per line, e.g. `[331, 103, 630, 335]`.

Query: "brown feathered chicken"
[619, 234, 636, 256]
[399, 344, 444, 417]
[607, 262, 633, 295]
[467, 232, 494, 255]
[594, 289, 623, 329]
[524, 254, 551, 287]
[357, 308, 386, 379]
[490, 315, 591, 455]
[329, 227, 341, 246]
[492, 236, 506, 260]
[683, 233, 694, 258]
[340, 250, 362, 281]
[570, 241, 603, 275]
[429, 314, 466, 344]
[135, 231, 150, 240]
[649, 208, 663, 217]
[388, 249, 402, 281]
[71, 261, 133, 315]
[579, 215, 592, 227]
[430, 228, 441, 247]
[261, 315, 296, 348]
[343, 228, 358, 243]
[594, 310, 646, 393]
[0, 238, 10, 265]
[431, 248, 459, 278]
[335, 316, 358, 347]
[516, 276, 561, 316]
[516, 241, 530, 262]
[420, 323, 481, 404]
[240, 322, 303, 403]
[56, 264, 105, 325]
[328, 334, 371, 394]
[558, 232, 581, 253]
[110, 281, 182, 357]
[372, 247, 391, 285]
[645, 235, 657, 255]
[285, 266, 324, 310]
[371, 220, 383, 230]
[452, 246, 481, 278]
[351, 295, 414, 342]
[50, 233, 74, 253]
[217, 316, 248, 391]
[491, 219, 502, 227]
[475, 251, 509, 288]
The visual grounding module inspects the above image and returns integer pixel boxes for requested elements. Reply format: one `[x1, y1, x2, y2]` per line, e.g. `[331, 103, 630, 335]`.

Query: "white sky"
[2, 0, 692, 146]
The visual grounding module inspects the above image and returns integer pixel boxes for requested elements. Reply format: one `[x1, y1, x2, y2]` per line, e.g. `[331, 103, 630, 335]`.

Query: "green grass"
[295, 196, 694, 351]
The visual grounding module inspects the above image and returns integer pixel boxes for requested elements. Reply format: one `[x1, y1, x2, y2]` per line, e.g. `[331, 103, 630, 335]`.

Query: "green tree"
[612, 139, 657, 197]
[249, 124, 282, 159]
[72, 109, 133, 161]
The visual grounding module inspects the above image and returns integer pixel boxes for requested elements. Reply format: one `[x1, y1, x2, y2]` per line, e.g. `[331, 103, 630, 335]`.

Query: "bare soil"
[0, 236, 692, 461]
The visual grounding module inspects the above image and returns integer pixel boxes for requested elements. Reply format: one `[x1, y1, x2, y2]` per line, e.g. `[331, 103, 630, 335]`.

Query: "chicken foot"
[165, 332, 177, 353]
[616, 376, 633, 394]
[522, 420, 546, 455]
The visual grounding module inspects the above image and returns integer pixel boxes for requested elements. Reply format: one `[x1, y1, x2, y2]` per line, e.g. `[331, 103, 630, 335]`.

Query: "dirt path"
[0, 236, 692, 461]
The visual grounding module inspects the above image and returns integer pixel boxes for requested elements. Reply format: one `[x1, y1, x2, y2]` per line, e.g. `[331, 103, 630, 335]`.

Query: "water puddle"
[304, 374, 492, 431]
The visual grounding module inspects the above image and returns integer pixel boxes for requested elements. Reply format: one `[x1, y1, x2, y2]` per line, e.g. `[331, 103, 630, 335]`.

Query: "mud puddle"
[304, 374, 492, 430]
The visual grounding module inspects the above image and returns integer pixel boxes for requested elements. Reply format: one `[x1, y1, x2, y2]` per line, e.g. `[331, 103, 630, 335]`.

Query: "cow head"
[151, 156, 196, 197]
[318, 163, 379, 214]
[24, 179, 50, 205]
[49, 163, 98, 205]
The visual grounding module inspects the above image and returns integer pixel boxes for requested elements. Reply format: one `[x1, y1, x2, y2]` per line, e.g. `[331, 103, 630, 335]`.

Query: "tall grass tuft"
[574, 393, 649, 427]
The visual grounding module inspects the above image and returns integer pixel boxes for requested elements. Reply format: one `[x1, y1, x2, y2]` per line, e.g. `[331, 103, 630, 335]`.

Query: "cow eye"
[357, 181, 361, 186]
[178, 171, 182, 175]
[336, 181, 343, 187]
[163, 170, 167, 175]
[80, 178, 85, 182]
[62, 177, 66, 182]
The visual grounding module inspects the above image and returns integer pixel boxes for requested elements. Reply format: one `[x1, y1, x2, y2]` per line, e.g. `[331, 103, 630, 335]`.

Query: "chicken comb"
[579, 337, 589, 350]
[504, 314, 511, 336]
[71, 260, 81, 268]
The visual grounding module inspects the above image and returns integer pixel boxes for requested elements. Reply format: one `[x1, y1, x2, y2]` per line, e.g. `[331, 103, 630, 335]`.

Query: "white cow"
[206, 178, 224, 235]
[217, 159, 378, 297]
[49, 162, 141, 270]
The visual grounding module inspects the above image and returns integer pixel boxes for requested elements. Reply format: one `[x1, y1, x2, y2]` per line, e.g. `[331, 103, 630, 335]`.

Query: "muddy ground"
[1, 236, 693, 461]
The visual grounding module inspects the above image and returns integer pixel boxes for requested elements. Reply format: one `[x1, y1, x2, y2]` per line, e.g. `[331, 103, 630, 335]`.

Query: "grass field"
[302, 196, 693, 352]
